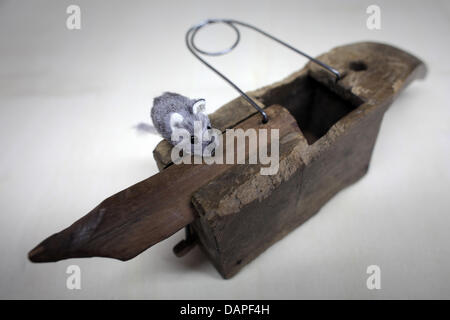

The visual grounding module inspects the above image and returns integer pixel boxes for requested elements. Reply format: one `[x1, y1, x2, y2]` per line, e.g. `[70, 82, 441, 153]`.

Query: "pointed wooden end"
[28, 232, 74, 263]
[28, 245, 45, 262]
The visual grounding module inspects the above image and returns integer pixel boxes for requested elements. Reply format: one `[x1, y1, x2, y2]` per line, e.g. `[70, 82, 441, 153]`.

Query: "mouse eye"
[190, 135, 196, 144]
[207, 125, 211, 130]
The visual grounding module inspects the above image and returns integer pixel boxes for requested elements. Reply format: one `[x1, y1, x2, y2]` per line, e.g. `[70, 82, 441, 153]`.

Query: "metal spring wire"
[186, 19, 341, 123]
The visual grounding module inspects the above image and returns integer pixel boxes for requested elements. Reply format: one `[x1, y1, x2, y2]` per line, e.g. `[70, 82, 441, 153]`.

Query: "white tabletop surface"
[0, 0, 449, 299]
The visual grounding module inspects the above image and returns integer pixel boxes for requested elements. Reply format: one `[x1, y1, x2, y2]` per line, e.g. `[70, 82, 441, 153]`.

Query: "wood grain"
[28, 105, 300, 262]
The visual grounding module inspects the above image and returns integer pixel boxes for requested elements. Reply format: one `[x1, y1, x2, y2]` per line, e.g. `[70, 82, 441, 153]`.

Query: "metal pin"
[186, 18, 341, 123]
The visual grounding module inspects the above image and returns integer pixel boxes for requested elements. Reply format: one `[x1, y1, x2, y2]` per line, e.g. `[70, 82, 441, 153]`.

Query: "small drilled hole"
[349, 61, 367, 71]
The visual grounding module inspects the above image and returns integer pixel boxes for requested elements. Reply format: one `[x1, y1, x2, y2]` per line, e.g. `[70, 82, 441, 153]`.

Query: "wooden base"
[155, 42, 426, 278]
[28, 42, 426, 279]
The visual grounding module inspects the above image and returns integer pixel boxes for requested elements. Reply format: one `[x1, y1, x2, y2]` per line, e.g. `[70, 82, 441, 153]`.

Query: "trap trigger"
[173, 225, 197, 257]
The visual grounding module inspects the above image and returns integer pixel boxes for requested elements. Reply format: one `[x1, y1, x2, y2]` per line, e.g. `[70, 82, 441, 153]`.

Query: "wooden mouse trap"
[28, 28, 426, 278]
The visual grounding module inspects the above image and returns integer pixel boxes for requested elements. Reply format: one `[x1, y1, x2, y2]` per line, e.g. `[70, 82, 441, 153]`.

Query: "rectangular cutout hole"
[257, 76, 363, 145]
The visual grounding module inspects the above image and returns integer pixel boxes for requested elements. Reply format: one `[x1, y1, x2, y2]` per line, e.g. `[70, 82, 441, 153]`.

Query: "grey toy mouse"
[151, 92, 215, 156]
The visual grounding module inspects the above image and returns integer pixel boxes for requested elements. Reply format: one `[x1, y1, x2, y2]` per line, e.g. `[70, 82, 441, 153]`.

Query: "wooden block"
[29, 42, 426, 280]
[28, 105, 299, 262]
[156, 42, 426, 278]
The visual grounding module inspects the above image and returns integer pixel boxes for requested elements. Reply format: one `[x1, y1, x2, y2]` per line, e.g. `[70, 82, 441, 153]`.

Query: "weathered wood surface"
[28, 105, 299, 262]
[29, 41, 426, 279]
[154, 42, 427, 278]
[153, 42, 426, 169]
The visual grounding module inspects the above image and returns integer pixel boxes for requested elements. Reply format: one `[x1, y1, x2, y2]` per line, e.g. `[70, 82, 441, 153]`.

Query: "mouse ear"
[192, 99, 206, 115]
[170, 112, 184, 131]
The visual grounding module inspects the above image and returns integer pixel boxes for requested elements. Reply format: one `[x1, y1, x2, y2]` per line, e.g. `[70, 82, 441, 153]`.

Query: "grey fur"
[151, 92, 213, 155]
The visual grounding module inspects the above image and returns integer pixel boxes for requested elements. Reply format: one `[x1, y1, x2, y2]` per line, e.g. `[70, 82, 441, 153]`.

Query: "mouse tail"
[134, 122, 159, 135]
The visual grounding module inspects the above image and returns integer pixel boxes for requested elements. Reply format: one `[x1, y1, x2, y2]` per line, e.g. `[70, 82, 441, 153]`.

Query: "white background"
[0, 0, 449, 299]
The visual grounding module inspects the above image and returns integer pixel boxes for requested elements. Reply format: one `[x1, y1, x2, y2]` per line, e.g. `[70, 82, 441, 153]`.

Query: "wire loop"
[186, 19, 341, 123]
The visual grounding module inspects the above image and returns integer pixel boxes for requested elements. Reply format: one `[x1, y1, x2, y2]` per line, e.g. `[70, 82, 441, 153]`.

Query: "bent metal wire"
[186, 19, 341, 123]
